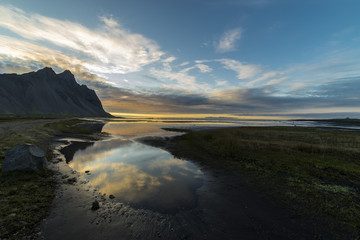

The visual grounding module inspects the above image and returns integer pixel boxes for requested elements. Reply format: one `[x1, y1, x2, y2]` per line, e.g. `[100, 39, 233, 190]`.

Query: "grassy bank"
[0, 118, 103, 239]
[150, 126, 360, 238]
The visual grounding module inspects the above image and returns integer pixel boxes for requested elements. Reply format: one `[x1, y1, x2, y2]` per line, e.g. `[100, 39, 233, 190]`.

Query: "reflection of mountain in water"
[61, 141, 95, 164]
[60, 122, 106, 163]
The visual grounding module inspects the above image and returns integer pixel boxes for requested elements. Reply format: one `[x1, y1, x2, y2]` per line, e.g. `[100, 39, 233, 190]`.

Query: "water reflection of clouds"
[68, 150, 116, 171]
[89, 163, 162, 203]
[103, 122, 175, 139]
[70, 140, 204, 213]
[148, 157, 202, 175]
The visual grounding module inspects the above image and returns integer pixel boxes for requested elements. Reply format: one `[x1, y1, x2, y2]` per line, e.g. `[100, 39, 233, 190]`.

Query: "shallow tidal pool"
[68, 137, 204, 214]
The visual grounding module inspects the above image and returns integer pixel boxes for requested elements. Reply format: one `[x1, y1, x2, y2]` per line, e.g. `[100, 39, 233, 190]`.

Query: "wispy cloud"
[149, 64, 209, 91]
[265, 77, 288, 86]
[180, 63, 213, 73]
[216, 80, 228, 86]
[247, 71, 283, 86]
[0, 6, 164, 75]
[288, 83, 306, 92]
[0, 35, 113, 84]
[217, 58, 260, 79]
[163, 56, 177, 63]
[216, 28, 242, 53]
[179, 61, 190, 67]
[195, 64, 213, 73]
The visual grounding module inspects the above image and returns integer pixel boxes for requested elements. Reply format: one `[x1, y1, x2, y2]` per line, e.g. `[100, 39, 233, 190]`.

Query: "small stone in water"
[91, 200, 100, 210]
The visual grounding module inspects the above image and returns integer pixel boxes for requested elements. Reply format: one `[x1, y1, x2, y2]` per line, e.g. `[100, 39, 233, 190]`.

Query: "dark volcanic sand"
[40, 138, 313, 240]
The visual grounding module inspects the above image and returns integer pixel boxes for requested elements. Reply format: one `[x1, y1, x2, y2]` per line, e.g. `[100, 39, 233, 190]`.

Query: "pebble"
[92, 200, 100, 210]
[66, 177, 77, 184]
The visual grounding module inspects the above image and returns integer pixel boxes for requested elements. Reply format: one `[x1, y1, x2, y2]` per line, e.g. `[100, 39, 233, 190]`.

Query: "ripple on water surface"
[68, 138, 204, 214]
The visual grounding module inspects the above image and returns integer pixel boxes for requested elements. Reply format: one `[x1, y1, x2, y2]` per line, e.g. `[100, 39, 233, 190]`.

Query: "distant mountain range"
[0, 67, 112, 117]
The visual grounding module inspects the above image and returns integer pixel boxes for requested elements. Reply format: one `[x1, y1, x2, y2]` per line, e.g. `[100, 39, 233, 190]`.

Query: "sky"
[0, 0, 359, 118]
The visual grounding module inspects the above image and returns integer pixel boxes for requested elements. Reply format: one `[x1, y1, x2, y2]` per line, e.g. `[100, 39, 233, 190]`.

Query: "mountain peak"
[36, 67, 55, 74]
[61, 69, 73, 76]
[58, 69, 76, 84]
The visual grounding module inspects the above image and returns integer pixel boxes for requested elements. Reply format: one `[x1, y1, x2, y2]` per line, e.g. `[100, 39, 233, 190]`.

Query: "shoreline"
[139, 126, 360, 238]
[41, 133, 309, 239]
[138, 135, 319, 239]
[0, 118, 109, 239]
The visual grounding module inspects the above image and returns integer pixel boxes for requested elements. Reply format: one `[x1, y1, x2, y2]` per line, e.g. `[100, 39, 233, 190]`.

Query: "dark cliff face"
[0, 67, 112, 117]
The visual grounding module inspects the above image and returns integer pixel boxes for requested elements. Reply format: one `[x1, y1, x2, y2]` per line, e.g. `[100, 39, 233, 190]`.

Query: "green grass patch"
[165, 126, 360, 238]
[43, 118, 98, 135]
[0, 170, 55, 239]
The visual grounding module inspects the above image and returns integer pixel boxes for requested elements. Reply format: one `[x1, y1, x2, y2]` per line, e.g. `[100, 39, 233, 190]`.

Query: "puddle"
[67, 138, 204, 214]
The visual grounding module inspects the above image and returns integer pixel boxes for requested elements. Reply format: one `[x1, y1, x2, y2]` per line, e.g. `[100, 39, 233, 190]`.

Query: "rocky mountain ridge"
[0, 67, 111, 117]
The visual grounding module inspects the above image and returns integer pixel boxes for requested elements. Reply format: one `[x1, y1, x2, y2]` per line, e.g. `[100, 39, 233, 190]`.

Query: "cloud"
[288, 83, 306, 92]
[150, 67, 201, 90]
[163, 56, 177, 63]
[216, 80, 228, 86]
[247, 71, 283, 86]
[0, 5, 164, 75]
[0, 35, 113, 85]
[91, 84, 210, 114]
[180, 63, 213, 74]
[149, 62, 210, 91]
[216, 28, 242, 53]
[217, 58, 261, 79]
[265, 77, 288, 86]
[85, 72, 360, 116]
[179, 61, 190, 67]
[195, 64, 213, 73]
[99, 15, 119, 28]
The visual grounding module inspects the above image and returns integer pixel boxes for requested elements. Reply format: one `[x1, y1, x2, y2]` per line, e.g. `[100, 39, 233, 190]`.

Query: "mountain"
[0, 67, 112, 117]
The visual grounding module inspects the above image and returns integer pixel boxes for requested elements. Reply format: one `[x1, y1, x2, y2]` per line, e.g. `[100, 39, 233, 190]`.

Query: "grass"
[42, 118, 99, 135]
[0, 118, 102, 239]
[158, 126, 360, 239]
[301, 118, 360, 126]
[0, 170, 55, 239]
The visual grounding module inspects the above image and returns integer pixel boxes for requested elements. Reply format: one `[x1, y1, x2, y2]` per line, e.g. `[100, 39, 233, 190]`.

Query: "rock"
[91, 200, 100, 210]
[61, 174, 69, 179]
[66, 177, 77, 184]
[2, 144, 46, 172]
[85, 170, 90, 173]
[109, 194, 115, 199]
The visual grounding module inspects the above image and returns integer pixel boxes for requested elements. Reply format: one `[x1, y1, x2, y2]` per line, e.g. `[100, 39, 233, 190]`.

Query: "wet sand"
[39, 136, 313, 240]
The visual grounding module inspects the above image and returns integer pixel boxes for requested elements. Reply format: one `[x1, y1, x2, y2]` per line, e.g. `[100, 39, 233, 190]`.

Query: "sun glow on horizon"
[109, 112, 289, 120]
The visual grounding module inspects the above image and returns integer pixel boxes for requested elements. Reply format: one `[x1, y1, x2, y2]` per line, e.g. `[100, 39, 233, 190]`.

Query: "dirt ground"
[0, 119, 59, 134]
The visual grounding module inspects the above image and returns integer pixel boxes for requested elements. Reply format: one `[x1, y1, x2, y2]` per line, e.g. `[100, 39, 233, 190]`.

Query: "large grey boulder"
[2, 144, 47, 172]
